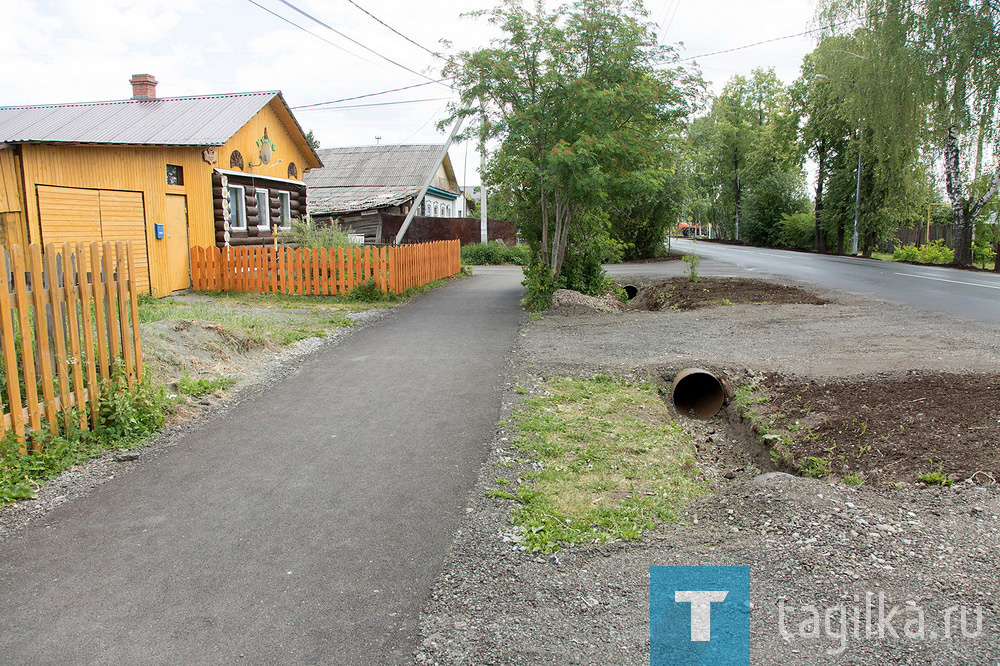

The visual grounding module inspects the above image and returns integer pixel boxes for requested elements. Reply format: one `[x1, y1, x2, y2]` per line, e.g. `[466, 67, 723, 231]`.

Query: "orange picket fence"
[0, 241, 143, 443]
[190, 240, 461, 296]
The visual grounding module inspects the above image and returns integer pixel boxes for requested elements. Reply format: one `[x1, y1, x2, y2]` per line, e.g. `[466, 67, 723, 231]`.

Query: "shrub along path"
[0, 266, 524, 664]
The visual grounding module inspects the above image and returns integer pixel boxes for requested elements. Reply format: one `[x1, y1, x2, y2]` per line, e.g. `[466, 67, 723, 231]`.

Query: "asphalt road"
[0, 267, 524, 665]
[655, 239, 1000, 325]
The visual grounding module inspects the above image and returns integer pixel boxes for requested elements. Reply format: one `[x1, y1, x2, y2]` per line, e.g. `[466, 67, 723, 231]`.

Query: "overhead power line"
[291, 79, 449, 109]
[245, 0, 384, 70]
[272, 0, 451, 88]
[343, 0, 444, 60]
[680, 15, 868, 62]
[294, 96, 453, 112]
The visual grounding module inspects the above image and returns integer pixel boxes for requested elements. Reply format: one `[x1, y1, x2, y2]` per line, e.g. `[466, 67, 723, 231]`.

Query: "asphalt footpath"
[0, 266, 524, 665]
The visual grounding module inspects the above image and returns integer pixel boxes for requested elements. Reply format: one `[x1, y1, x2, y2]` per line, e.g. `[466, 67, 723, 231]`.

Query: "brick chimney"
[129, 73, 158, 100]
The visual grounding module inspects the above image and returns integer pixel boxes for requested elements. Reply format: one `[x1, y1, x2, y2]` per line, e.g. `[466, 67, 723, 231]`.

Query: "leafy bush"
[973, 239, 996, 269]
[776, 213, 816, 250]
[97, 371, 172, 443]
[522, 261, 556, 310]
[892, 239, 954, 265]
[280, 217, 359, 248]
[739, 171, 810, 247]
[682, 254, 701, 282]
[892, 244, 921, 262]
[557, 250, 610, 296]
[461, 241, 530, 265]
[345, 278, 392, 303]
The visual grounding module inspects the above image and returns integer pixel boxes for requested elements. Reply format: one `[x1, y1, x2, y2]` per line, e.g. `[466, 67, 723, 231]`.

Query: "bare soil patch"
[626, 277, 827, 311]
[745, 371, 1000, 486]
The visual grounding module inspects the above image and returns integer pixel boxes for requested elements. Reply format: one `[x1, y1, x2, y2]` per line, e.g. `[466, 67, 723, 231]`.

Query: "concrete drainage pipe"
[671, 368, 731, 420]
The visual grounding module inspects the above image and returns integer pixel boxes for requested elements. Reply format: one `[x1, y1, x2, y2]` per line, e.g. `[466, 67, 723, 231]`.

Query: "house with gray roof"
[305, 144, 461, 242]
[0, 74, 322, 295]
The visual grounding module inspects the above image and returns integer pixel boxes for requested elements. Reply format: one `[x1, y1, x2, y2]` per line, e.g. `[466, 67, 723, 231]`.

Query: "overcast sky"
[1, 0, 820, 186]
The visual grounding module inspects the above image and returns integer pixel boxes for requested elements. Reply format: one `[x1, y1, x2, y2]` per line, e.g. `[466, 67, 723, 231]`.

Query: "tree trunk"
[814, 139, 827, 253]
[837, 226, 845, 255]
[540, 188, 549, 263]
[945, 125, 974, 265]
[995, 243, 1000, 273]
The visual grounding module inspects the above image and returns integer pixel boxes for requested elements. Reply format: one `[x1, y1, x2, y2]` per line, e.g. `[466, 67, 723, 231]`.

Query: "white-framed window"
[433, 202, 439, 217]
[278, 191, 292, 229]
[256, 188, 270, 230]
[228, 184, 247, 230]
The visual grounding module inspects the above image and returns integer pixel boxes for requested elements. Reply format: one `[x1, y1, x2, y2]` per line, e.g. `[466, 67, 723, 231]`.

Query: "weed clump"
[1, 370, 172, 506]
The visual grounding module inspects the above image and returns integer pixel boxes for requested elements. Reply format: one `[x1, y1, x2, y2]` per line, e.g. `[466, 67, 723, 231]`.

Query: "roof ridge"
[0, 90, 279, 111]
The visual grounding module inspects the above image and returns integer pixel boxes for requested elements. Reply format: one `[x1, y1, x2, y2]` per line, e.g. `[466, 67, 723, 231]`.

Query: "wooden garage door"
[97, 190, 150, 292]
[37, 185, 150, 292]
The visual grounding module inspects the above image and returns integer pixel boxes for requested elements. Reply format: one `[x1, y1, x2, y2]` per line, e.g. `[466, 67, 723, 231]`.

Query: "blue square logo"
[650, 566, 751, 665]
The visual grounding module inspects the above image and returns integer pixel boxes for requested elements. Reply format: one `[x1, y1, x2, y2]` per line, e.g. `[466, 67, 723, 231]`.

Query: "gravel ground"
[525, 282, 1000, 380]
[416, 274, 1000, 664]
[0, 308, 389, 541]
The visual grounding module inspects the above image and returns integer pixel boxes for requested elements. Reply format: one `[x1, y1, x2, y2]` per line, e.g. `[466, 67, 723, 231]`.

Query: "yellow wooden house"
[0, 74, 322, 295]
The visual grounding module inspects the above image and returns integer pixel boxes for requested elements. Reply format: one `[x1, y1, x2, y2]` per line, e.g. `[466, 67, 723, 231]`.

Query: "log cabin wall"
[213, 171, 307, 247]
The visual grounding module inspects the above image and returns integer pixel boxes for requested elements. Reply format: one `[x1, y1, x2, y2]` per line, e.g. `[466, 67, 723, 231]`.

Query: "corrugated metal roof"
[305, 144, 454, 214]
[308, 185, 418, 213]
[0, 91, 279, 146]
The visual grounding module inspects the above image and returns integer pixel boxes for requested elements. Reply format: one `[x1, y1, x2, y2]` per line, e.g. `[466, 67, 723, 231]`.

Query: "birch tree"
[821, 0, 1000, 265]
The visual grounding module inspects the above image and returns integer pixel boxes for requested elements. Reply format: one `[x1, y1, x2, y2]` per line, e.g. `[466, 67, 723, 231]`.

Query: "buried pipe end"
[672, 368, 731, 420]
[623, 285, 638, 300]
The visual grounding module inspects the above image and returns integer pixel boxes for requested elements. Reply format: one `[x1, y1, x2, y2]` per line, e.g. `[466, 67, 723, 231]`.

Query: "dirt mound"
[626, 277, 827, 311]
[746, 371, 1000, 486]
[141, 319, 269, 386]
[550, 289, 624, 312]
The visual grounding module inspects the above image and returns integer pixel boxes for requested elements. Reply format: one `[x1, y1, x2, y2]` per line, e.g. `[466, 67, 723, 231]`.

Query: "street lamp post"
[852, 147, 862, 255]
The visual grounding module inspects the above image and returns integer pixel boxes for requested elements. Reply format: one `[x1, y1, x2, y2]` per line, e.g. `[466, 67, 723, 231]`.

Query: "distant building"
[306, 144, 460, 242]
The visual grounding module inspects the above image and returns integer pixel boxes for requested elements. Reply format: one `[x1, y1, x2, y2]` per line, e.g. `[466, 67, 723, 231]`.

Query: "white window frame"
[256, 188, 271, 231]
[278, 191, 292, 229]
[228, 184, 247, 230]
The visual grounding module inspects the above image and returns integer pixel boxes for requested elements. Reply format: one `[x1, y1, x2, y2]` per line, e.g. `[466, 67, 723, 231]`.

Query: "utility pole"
[395, 117, 463, 244]
[852, 147, 862, 255]
[478, 100, 488, 244]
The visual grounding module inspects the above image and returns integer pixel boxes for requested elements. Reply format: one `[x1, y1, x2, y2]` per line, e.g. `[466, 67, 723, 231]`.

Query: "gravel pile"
[550, 289, 624, 313]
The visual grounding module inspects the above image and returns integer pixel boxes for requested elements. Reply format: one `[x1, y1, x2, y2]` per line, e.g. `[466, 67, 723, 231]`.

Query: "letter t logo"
[675, 591, 729, 641]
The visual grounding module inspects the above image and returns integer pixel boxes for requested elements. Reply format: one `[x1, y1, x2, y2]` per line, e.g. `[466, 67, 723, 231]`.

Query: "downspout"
[395, 117, 464, 244]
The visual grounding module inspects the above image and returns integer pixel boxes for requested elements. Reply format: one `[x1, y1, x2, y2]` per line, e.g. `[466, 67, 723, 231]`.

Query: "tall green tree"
[794, 27, 931, 255]
[442, 0, 701, 302]
[687, 69, 804, 241]
[821, 0, 1000, 265]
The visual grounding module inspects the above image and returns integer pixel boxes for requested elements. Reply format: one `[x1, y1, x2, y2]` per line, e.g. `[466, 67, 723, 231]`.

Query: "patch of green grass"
[177, 373, 237, 398]
[918, 460, 953, 487]
[842, 473, 864, 486]
[139, 293, 356, 348]
[802, 455, 832, 479]
[505, 376, 705, 553]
